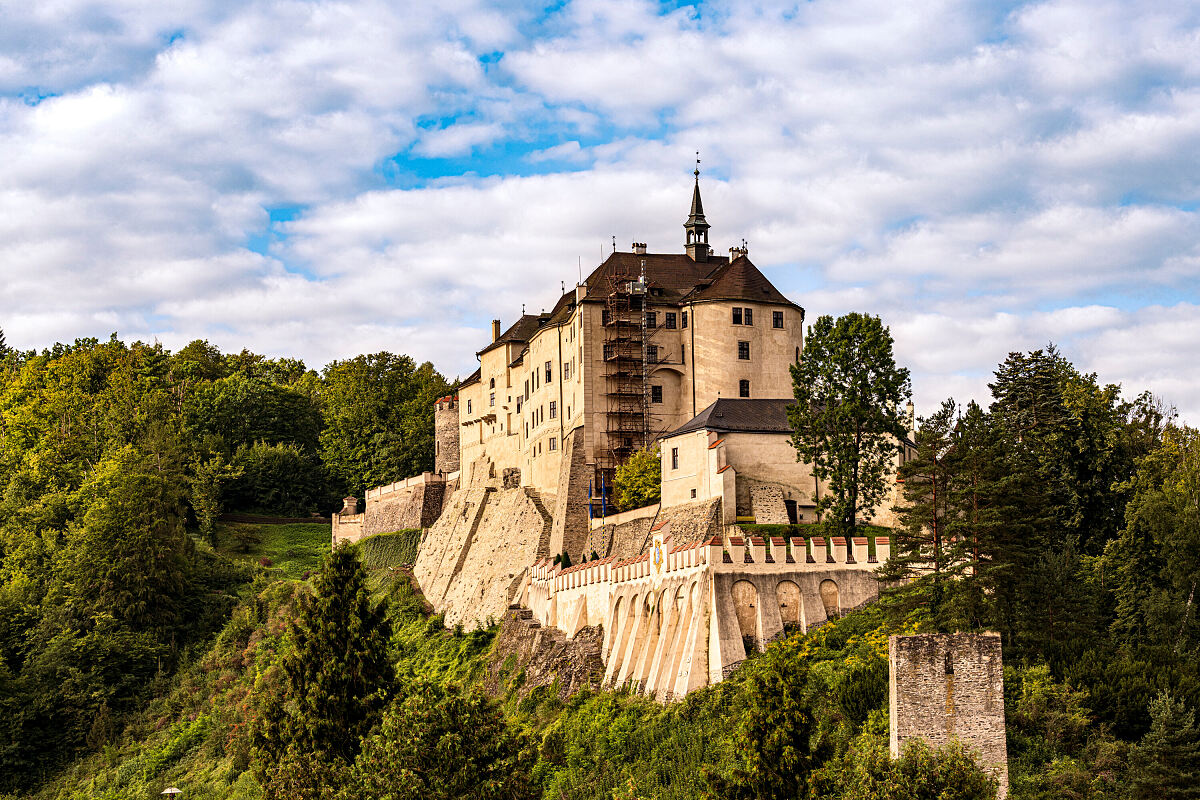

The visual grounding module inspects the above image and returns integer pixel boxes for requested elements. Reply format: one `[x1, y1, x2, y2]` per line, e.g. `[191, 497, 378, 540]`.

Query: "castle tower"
[889, 633, 1009, 798]
[434, 395, 460, 475]
[684, 166, 711, 262]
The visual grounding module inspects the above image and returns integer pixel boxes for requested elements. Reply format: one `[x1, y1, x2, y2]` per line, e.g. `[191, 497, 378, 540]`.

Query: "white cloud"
[1, 0, 1199, 426]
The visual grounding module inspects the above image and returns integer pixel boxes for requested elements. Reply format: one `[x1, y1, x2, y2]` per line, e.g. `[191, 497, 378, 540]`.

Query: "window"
[489, 392, 496, 407]
[516, 397, 522, 413]
[647, 344, 659, 361]
[681, 344, 686, 364]
[545, 361, 552, 383]
[773, 310, 784, 329]
[739, 379, 750, 398]
[671, 447, 679, 470]
[489, 377, 495, 389]
[744, 307, 753, 325]
[690, 488, 697, 498]
[732, 307, 742, 325]
[549, 437, 558, 451]
[795, 346, 800, 362]
[602, 309, 611, 326]
[651, 385, 663, 403]
[525, 423, 529, 437]
[665, 312, 677, 329]
[563, 361, 571, 380]
[467, 399, 472, 414]
[549, 401, 557, 419]
[646, 311, 657, 328]
[738, 341, 750, 360]
[525, 379, 529, 399]
[682, 311, 688, 328]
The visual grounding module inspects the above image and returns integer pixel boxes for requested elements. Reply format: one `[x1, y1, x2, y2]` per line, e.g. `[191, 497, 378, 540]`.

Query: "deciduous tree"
[788, 313, 911, 552]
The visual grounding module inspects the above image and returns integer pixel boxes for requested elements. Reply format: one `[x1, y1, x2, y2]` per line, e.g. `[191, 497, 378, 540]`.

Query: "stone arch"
[776, 580, 801, 630]
[819, 578, 841, 619]
[732, 579, 759, 654]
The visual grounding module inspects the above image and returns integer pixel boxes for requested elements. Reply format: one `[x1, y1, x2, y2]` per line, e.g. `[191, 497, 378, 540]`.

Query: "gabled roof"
[478, 314, 544, 357]
[664, 398, 795, 439]
[582, 252, 727, 303]
[683, 255, 800, 309]
[577, 250, 800, 311]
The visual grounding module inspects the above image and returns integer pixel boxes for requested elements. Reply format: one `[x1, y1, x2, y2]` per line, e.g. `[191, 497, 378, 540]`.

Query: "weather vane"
[695, 151, 700, 178]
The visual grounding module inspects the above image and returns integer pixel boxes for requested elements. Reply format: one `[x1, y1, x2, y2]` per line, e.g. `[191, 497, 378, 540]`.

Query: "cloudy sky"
[2, 0, 1198, 420]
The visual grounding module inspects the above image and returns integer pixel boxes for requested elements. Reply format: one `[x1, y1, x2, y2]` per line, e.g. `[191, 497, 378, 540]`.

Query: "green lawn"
[213, 520, 331, 580]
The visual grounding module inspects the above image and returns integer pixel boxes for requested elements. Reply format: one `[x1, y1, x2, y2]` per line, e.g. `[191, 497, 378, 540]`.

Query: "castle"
[332, 171, 917, 686]
[329, 173, 1008, 793]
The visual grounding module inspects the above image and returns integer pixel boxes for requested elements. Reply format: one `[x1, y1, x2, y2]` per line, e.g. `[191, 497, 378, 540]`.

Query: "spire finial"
[694, 151, 700, 180]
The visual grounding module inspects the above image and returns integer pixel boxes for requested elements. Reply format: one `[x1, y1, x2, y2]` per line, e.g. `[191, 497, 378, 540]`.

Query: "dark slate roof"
[583, 252, 727, 303]
[459, 367, 482, 388]
[664, 398, 795, 438]
[478, 314, 545, 356]
[578, 250, 800, 311]
[683, 255, 800, 309]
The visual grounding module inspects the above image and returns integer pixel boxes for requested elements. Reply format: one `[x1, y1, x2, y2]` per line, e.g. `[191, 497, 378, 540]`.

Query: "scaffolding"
[596, 261, 660, 500]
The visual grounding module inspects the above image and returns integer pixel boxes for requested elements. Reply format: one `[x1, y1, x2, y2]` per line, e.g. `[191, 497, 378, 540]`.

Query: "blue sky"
[2, 0, 1199, 421]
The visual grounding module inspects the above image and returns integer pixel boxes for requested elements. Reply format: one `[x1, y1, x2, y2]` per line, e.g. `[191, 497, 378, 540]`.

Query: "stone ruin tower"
[889, 632, 1009, 798]
[434, 395, 460, 475]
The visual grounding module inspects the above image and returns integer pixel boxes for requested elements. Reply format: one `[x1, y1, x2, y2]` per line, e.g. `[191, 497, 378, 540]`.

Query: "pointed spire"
[684, 152, 710, 262]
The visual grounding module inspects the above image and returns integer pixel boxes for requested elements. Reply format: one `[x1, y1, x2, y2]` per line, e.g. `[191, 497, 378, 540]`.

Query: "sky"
[2, 0, 1199, 421]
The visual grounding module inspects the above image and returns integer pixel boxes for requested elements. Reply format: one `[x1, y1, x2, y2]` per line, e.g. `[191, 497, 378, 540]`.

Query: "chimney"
[491, 319, 501, 342]
[632, 242, 647, 254]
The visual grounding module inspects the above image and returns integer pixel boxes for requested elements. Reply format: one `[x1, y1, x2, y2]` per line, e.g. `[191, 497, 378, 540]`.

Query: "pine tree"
[253, 546, 395, 798]
[1129, 692, 1200, 800]
[0, 327, 8, 358]
[882, 399, 972, 623]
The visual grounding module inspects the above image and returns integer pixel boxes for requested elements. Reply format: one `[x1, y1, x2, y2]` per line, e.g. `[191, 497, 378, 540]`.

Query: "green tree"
[1129, 692, 1200, 800]
[615, 447, 661, 511]
[224, 440, 325, 516]
[188, 452, 243, 546]
[253, 546, 394, 797]
[184, 372, 322, 454]
[706, 637, 814, 800]
[788, 313, 911, 552]
[320, 354, 451, 495]
[343, 679, 539, 800]
[882, 399, 974, 623]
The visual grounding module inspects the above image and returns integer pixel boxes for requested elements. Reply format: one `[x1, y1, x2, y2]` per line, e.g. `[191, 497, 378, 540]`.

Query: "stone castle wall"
[548, 426, 592, 560]
[527, 529, 891, 701]
[363, 473, 447, 535]
[585, 497, 723, 562]
[889, 633, 1008, 798]
[413, 486, 553, 630]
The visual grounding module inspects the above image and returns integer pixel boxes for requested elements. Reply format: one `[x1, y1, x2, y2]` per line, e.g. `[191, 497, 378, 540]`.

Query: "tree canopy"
[788, 313, 911, 547]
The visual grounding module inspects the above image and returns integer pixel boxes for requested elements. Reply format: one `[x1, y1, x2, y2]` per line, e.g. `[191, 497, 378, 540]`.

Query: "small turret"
[684, 160, 711, 262]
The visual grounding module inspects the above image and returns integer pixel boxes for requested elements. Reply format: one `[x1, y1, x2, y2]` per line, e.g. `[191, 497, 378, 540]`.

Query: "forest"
[0, 330, 1197, 799]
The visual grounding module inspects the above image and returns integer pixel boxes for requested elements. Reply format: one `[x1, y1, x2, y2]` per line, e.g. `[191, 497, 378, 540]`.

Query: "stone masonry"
[363, 473, 447, 535]
[548, 425, 592, 560]
[434, 395, 460, 475]
[889, 633, 1009, 798]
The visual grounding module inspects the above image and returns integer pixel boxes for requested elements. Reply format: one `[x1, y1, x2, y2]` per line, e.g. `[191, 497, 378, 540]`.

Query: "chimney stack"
[491, 319, 501, 341]
[632, 242, 647, 254]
